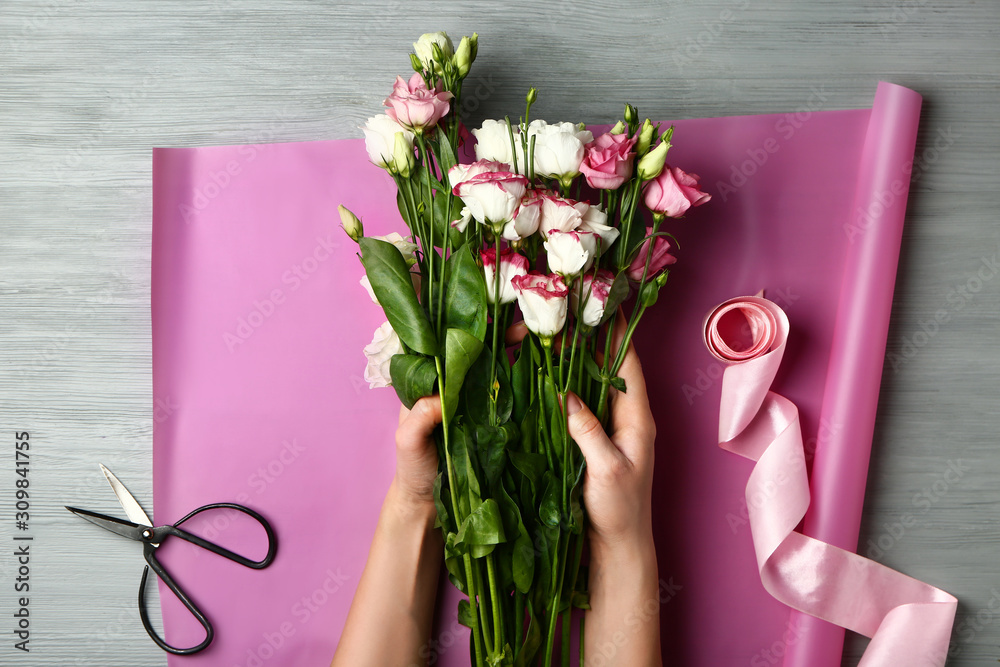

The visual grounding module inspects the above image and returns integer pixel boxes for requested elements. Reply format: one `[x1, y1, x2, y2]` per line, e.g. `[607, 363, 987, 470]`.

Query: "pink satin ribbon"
[704, 295, 957, 666]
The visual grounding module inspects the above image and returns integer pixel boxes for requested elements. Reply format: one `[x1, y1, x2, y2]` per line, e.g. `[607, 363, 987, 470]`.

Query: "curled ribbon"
[705, 295, 957, 666]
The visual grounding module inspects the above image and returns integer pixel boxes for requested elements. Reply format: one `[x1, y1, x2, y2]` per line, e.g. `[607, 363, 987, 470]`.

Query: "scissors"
[66, 464, 278, 655]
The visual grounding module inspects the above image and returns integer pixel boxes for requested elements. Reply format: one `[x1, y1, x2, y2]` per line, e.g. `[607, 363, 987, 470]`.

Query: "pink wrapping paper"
[151, 82, 933, 666]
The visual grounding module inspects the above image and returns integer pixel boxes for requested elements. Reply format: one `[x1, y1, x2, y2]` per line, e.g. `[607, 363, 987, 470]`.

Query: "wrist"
[385, 478, 439, 527]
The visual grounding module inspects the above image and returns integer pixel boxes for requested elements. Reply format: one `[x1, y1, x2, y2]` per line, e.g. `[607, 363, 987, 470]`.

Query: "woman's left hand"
[393, 396, 443, 507]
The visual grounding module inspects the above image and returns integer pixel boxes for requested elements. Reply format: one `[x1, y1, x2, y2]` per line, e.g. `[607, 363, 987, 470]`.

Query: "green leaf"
[359, 238, 437, 356]
[432, 472, 450, 531]
[539, 472, 561, 528]
[457, 599, 474, 629]
[413, 163, 447, 197]
[514, 601, 542, 667]
[498, 481, 535, 595]
[449, 423, 480, 517]
[443, 243, 488, 341]
[444, 328, 484, 421]
[511, 344, 533, 424]
[571, 590, 591, 610]
[455, 498, 506, 557]
[389, 354, 437, 409]
[609, 375, 627, 393]
[599, 272, 631, 326]
[435, 128, 459, 177]
[459, 348, 492, 426]
[444, 532, 467, 593]
[518, 399, 538, 455]
[583, 353, 603, 384]
[541, 376, 563, 461]
[509, 451, 546, 488]
[474, 425, 508, 492]
[396, 190, 413, 228]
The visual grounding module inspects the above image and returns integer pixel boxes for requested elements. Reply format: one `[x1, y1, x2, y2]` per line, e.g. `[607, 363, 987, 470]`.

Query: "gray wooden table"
[1, 1, 997, 665]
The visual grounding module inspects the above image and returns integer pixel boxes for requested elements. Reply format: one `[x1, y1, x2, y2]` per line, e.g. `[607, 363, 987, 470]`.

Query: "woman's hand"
[393, 396, 443, 508]
[564, 311, 657, 555]
[508, 310, 657, 553]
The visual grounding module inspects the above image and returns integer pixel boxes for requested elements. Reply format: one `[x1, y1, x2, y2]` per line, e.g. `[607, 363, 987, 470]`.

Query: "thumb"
[395, 396, 443, 457]
[565, 392, 622, 474]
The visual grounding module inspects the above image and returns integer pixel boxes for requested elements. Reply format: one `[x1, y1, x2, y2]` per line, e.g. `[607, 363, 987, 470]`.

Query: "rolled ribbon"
[704, 295, 957, 666]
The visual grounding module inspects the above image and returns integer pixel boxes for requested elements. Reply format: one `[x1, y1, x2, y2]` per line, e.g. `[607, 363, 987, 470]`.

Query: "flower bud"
[526, 87, 538, 106]
[413, 32, 454, 73]
[338, 205, 364, 242]
[636, 140, 670, 181]
[636, 119, 655, 156]
[409, 53, 423, 73]
[639, 279, 660, 307]
[609, 120, 626, 135]
[392, 131, 415, 177]
[469, 32, 479, 61]
[454, 36, 474, 77]
[624, 104, 637, 126]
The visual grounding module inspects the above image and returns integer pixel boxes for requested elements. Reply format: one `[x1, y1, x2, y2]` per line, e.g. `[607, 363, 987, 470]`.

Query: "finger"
[603, 310, 656, 461]
[565, 391, 626, 474]
[395, 396, 443, 455]
[505, 321, 528, 346]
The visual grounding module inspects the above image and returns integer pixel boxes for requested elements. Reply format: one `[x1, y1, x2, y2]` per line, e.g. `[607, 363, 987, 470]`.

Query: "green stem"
[489, 237, 503, 425]
[596, 324, 616, 425]
[435, 356, 485, 666]
[578, 613, 585, 667]
[465, 553, 488, 665]
[543, 530, 572, 667]
[515, 590, 524, 660]
[474, 558, 494, 653]
[487, 555, 503, 655]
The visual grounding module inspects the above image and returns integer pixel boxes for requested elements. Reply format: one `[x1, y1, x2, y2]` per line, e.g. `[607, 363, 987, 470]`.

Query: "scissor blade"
[100, 463, 153, 527]
[66, 506, 146, 542]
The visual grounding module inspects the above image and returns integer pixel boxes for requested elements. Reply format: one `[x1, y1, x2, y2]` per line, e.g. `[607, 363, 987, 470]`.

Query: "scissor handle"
[136, 503, 277, 654]
[155, 502, 278, 568]
[138, 553, 214, 655]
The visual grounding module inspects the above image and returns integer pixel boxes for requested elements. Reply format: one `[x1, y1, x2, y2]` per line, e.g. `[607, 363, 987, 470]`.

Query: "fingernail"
[566, 393, 583, 416]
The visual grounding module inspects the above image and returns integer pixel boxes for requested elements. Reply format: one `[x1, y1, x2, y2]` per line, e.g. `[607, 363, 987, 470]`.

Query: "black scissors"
[66, 464, 277, 655]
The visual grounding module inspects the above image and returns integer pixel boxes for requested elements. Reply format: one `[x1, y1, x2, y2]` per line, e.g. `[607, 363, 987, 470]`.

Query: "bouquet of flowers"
[341, 31, 709, 666]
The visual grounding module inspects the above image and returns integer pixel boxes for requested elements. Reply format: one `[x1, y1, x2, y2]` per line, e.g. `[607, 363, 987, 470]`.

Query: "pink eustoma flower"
[481, 248, 529, 305]
[454, 171, 529, 227]
[571, 269, 616, 327]
[643, 165, 711, 218]
[511, 271, 569, 338]
[627, 227, 677, 282]
[579, 132, 637, 190]
[384, 72, 453, 132]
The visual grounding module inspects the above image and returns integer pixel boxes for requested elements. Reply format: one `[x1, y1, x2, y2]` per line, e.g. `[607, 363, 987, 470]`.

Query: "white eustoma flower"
[575, 203, 619, 253]
[481, 249, 529, 305]
[362, 114, 415, 172]
[544, 230, 598, 277]
[450, 206, 472, 233]
[363, 321, 404, 389]
[372, 232, 418, 265]
[360, 275, 379, 304]
[454, 172, 528, 227]
[447, 159, 509, 190]
[571, 269, 615, 327]
[525, 120, 593, 180]
[472, 119, 518, 166]
[511, 272, 569, 338]
[501, 193, 541, 241]
[537, 195, 583, 238]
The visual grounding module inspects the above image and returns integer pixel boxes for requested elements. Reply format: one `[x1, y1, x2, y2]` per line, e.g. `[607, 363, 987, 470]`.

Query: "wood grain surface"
[0, 1, 997, 665]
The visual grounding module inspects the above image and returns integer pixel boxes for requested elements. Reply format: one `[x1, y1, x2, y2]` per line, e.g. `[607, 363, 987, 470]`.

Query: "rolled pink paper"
[150, 83, 927, 666]
[784, 82, 925, 666]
